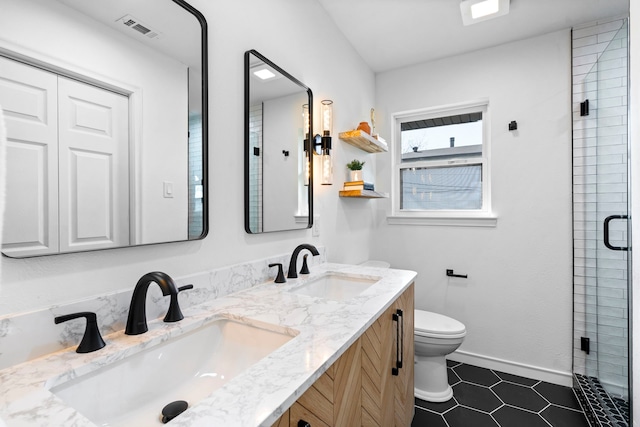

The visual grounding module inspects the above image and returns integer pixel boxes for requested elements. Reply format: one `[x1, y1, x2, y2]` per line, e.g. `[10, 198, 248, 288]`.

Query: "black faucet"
[287, 244, 320, 279]
[125, 272, 181, 335]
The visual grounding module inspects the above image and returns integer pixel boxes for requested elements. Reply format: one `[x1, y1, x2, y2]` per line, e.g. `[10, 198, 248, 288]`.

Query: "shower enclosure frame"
[572, 17, 632, 426]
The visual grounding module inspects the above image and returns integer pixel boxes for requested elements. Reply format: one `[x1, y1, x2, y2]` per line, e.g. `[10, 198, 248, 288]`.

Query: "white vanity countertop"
[0, 263, 416, 427]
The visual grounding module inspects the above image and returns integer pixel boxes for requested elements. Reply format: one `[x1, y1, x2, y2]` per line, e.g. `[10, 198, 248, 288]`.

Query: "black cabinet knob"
[298, 420, 311, 427]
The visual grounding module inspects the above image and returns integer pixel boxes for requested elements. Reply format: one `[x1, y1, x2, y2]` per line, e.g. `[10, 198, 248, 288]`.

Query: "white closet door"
[57, 77, 129, 252]
[0, 56, 59, 257]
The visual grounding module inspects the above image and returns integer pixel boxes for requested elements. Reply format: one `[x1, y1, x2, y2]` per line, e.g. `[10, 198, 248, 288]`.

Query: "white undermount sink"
[289, 273, 380, 301]
[49, 318, 296, 427]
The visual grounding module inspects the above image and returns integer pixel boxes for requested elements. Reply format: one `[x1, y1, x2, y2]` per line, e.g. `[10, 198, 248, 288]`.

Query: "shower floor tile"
[574, 373, 629, 427]
[412, 360, 590, 427]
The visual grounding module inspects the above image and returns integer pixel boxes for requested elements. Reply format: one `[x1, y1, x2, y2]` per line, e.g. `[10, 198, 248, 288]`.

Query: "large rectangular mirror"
[244, 50, 313, 234]
[0, 0, 208, 257]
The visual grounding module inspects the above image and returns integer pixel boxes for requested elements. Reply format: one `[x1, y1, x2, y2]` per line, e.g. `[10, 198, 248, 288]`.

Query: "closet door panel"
[0, 56, 59, 256]
[57, 77, 129, 252]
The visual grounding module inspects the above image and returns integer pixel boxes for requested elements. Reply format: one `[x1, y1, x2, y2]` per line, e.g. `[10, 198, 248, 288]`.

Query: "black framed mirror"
[0, 0, 208, 257]
[244, 50, 313, 234]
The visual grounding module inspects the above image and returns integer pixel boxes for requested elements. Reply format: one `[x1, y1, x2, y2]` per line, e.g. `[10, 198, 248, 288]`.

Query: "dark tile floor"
[412, 360, 590, 427]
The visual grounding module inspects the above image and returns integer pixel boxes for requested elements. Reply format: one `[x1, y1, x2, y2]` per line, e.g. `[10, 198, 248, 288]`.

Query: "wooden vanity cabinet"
[361, 283, 414, 427]
[272, 283, 414, 427]
[394, 283, 415, 427]
[273, 337, 361, 427]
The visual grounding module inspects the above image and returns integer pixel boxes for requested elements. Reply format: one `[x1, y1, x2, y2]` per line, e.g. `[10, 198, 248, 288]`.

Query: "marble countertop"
[0, 263, 416, 427]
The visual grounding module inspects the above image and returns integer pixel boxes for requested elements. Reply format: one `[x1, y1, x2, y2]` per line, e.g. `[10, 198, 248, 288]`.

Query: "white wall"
[0, 0, 376, 315]
[373, 30, 574, 384]
[263, 92, 306, 231]
[629, 1, 639, 424]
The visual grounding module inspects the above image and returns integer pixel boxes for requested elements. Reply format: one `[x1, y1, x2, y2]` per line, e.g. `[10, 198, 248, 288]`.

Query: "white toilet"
[414, 309, 466, 402]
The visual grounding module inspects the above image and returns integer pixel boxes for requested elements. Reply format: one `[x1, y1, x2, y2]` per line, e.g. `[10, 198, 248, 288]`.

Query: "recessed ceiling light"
[460, 0, 510, 26]
[471, 0, 499, 18]
[253, 68, 276, 80]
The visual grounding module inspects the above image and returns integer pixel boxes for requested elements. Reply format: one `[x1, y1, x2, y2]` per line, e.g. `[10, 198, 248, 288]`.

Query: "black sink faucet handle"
[164, 284, 194, 323]
[54, 311, 106, 353]
[300, 254, 310, 275]
[269, 263, 286, 283]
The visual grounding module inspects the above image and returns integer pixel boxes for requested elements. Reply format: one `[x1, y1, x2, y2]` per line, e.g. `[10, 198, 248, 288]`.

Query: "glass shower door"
[594, 19, 629, 403]
[576, 19, 631, 426]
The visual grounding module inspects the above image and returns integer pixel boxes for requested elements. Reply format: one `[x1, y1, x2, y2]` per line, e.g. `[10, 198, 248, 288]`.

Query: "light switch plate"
[163, 181, 174, 198]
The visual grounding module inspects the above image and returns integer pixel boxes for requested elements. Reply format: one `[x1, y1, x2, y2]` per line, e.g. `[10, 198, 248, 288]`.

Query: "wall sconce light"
[302, 103, 310, 140]
[319, 99, 333, 185]
[302, 104, 310, 186]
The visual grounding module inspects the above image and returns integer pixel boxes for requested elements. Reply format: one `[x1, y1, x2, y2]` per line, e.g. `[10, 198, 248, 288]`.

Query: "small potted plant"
[346, 159, 365, 182]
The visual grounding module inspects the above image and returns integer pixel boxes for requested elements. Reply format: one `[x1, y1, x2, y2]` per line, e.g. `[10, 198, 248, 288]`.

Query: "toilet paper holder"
[446, 269, 468, 279]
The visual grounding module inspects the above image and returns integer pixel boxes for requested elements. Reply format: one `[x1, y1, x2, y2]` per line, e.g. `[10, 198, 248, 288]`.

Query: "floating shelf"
[339, 130, 388, 153]
[339, 189, 388, 199]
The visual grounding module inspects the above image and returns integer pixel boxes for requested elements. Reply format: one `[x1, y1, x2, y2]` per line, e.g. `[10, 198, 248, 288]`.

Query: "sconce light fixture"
[302, 103, 310, 140]
[302, 104, 311, 186]
[319, 99, 333, 185]
[302, 100, 334, 186]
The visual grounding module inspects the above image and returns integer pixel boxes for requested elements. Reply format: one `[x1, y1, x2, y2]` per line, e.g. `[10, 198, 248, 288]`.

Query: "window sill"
[386, 214, 497, 227]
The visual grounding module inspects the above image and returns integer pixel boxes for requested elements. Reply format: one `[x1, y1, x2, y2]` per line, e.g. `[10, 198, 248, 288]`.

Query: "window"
[390, 100, 494, 225]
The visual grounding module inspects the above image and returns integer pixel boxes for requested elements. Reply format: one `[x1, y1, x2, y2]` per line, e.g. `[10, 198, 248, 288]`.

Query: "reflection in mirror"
[0, 0, 208, 257]
[244, 50, 313, 234]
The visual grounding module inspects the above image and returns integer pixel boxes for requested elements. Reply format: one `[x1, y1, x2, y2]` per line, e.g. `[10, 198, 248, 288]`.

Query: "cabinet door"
[271, 409, 289, 427]
[361, 303, 396, 426]
[394, 283, 415, 427]
[361, 284, 415, 427]
[287, 338, 362, 427]
[333, 337, 362, 425]
[291, 370, 333, 427]
[0, 56, 59, 256]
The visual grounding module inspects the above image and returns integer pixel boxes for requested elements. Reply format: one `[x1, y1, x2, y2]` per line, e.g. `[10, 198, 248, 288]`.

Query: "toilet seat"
[415, 309, 466, 339]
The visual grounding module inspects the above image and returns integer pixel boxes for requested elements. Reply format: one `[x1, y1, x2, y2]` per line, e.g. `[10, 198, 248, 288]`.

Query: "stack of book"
[339, 181, 386, 198]
[343, 180, 374, 191]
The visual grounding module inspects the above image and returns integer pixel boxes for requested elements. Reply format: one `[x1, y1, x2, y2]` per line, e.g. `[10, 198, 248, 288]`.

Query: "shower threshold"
[574, 374, 629, 427]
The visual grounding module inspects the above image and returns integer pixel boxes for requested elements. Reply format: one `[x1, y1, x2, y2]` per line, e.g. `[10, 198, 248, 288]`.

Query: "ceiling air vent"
[116, 14, 161, 40]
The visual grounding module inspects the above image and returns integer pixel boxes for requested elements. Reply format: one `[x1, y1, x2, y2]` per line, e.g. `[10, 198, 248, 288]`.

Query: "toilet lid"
[414, 310, 466, 337]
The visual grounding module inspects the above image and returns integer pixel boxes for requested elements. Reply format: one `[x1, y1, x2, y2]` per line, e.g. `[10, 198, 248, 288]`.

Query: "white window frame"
[388, 99, 497, 227]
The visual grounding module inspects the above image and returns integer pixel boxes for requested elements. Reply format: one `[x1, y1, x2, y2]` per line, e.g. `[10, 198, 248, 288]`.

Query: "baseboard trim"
[451, 350, 573, 387]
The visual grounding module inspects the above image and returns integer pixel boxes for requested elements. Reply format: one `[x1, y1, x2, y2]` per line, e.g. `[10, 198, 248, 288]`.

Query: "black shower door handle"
[603, 215, 629, 251]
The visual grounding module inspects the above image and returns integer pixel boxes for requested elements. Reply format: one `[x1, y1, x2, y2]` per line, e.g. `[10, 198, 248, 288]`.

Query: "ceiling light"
[471, 0, 498, 18]
[253, 68, 276, 80]
[460, 0, 509, 26]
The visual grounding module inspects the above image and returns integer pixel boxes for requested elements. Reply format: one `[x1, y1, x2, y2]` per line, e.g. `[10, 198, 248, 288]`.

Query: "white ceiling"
[316, 0, 629, 73]
[57, 0, 201, 68]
